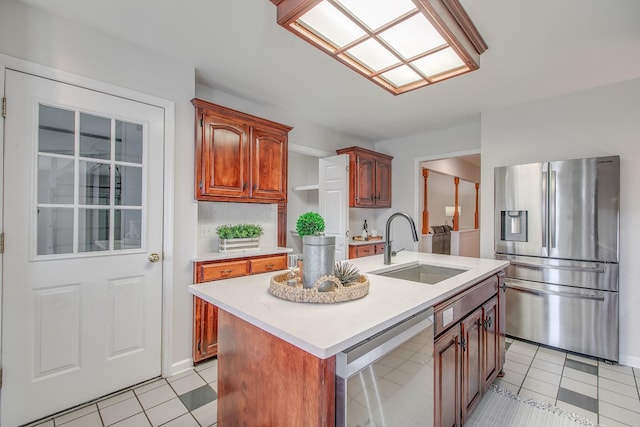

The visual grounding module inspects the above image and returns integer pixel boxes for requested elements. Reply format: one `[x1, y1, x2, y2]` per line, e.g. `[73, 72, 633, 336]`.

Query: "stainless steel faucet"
[384, 212, 419, 264]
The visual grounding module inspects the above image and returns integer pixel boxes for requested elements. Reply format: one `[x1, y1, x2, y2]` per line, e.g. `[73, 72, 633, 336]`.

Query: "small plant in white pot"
[216, 223, 264, 253]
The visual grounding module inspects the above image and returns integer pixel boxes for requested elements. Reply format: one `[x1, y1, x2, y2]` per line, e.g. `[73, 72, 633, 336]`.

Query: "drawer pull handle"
[265, 263, 275, 269]
[221, 269, 233, 275]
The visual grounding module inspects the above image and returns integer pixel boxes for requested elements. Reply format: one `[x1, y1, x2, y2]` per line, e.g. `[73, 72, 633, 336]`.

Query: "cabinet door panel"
[375, 157, 392, 207]
[251, 127, 287, 200]
[435, 325, 461, 427]
[355, 154, 376, 206]
[193, 297, 218, 362]
[482, 295, 500, 391]
[461, 308, 483, 422]
[200, 113, 249, 198]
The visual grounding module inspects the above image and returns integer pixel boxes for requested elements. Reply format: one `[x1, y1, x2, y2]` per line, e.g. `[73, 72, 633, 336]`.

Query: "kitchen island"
[189, 251, 509, 426]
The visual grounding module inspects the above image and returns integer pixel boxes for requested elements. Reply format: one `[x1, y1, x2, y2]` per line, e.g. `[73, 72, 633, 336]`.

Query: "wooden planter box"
[219, 238, 260, 253]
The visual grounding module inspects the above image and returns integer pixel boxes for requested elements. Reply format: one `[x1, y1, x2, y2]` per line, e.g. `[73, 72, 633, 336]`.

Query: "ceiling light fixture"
[269, 0, 487, 95]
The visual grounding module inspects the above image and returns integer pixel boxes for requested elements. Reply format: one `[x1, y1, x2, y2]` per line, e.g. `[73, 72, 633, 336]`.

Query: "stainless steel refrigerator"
[494, 156, 619, 362]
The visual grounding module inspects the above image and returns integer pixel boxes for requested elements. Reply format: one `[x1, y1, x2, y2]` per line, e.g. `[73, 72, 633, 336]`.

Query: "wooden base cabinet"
[434, 273, 506, 426]
[348, 242, 385, 258]
[192, 253, 287, 363]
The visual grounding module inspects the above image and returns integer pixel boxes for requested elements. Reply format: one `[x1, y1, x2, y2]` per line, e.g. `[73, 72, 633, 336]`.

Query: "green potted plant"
[295, 211, 325, 237]
[216, 223, 264, 253]
[295, 212, 335, 288]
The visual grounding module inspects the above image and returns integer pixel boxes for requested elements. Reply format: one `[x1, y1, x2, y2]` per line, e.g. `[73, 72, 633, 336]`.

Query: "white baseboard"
[168, 358, 194, 377]
[619, 353, 640, 369]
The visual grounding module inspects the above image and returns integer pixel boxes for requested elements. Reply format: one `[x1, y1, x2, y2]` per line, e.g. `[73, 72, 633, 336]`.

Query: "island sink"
[372, 262, 467, 284]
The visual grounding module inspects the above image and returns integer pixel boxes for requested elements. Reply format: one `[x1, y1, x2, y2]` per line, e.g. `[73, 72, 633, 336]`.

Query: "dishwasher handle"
[508, 283, 605, 301]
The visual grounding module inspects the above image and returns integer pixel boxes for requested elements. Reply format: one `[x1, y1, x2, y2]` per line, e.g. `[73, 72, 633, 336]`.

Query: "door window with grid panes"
[37, 105, 145, 256]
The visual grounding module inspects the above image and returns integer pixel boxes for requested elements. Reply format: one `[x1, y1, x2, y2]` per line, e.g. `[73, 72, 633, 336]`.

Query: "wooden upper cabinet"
[199, 112, 250, 199]
[192, 98, 291, 203]
[336, 146, 393, 208]
[251, 126, 287, 200]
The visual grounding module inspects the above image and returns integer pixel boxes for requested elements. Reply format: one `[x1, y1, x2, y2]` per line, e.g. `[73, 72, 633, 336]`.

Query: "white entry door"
[1, 70, 164, 426]
[319, 154, 349, 261]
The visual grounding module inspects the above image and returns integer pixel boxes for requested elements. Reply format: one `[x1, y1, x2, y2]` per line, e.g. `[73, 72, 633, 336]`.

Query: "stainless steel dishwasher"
[336, 308, 434, 427]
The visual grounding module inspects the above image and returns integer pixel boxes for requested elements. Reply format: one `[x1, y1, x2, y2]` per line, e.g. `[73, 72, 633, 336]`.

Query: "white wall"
[0, 0, 198, 374]
[0, 0, 375, 380]
[480, 78, 640, 368]
[375, 120, 482, 251]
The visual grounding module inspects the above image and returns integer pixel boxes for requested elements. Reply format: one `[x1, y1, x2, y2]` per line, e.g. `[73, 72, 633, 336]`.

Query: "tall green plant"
[296, 212, 325, 237]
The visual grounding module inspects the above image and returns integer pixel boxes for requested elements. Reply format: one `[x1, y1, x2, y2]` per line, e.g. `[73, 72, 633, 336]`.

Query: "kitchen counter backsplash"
[197, 201, 278, 255]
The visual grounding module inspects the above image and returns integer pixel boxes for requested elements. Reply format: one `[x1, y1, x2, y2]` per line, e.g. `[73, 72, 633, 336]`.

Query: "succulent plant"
[334, 261, 360, 286]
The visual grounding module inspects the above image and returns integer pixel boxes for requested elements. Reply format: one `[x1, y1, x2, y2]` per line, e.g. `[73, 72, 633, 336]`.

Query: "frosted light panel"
[346, 39, 399, 71]
[381, 65, 422, 87]
[298, 1, 365, 48]
[413, 47, 466, 76]
[338, 0, 416, 30]
[380, 14, 446, 59]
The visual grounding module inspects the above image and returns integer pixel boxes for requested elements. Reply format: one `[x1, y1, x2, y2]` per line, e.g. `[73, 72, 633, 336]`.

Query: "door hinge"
[2, 97, 6, 118]
[0, 232, 4, 254]
[0, 367, 3, 389]
[200, 117, 203, 127]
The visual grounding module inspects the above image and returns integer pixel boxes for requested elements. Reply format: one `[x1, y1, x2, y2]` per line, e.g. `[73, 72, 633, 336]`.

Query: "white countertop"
[188, 251, 509, 359]
[349, 238, 385, 246]
[192, 246, 292, 262]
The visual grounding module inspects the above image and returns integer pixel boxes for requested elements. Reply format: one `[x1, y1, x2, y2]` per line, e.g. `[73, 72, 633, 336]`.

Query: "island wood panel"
[217, 309, 336, 427]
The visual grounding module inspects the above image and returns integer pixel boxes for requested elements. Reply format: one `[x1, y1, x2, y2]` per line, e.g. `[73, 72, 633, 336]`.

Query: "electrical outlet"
[200, 225, 215, 237]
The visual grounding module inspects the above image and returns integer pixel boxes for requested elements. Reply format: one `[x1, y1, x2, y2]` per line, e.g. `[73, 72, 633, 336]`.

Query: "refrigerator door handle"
[541, 168, 548, 249]
[549, 170, 557, 249]
[508, 284, 606, 301]
[509, 260, 606, 274]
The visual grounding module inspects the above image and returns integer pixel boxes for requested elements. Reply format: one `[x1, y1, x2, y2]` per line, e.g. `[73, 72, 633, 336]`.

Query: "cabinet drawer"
[434, 274, 499, 337]
[250, 255, 287, 274]
[356, 245, 375, 257]
[198, 260, 250, 282]
[374, 243, 385, 253]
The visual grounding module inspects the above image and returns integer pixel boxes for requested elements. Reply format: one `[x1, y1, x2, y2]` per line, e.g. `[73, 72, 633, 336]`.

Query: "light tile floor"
[25, 359, 219, 427]
[496, 337, 640, 426]
[25, 338, 640, 426]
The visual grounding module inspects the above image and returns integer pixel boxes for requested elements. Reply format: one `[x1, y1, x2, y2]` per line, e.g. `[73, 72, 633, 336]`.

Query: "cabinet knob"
[243, 183, 248, 190]
[253, 183, 257, 190]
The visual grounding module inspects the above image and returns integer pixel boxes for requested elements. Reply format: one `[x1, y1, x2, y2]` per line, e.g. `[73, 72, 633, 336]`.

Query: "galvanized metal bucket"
[302, 235, 335, 288]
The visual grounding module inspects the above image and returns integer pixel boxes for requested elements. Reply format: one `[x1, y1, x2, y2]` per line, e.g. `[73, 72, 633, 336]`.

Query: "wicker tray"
[269, 270, 369, 304]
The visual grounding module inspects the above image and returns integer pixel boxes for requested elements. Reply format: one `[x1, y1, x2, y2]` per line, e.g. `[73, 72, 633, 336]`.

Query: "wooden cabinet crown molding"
[192, 98, 292, 134]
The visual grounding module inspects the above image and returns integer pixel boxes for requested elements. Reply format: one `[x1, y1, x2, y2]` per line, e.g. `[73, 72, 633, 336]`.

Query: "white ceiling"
[20, 0, 640, 142]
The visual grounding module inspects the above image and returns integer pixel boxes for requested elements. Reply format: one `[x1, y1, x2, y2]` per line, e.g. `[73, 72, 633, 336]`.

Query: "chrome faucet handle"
[391, 248, 405, 256]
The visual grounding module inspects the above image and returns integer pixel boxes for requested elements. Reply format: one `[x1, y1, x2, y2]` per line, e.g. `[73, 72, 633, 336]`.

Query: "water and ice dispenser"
[500, 210, 528, 242]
